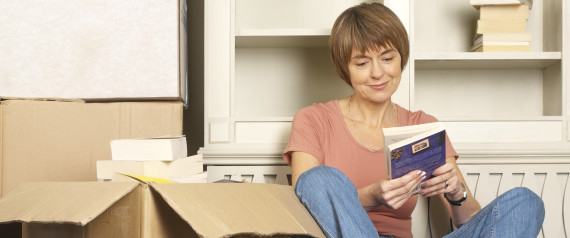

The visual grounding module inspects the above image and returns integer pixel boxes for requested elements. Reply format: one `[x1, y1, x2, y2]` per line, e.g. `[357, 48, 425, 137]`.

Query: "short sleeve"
[283, 106, 325, 165]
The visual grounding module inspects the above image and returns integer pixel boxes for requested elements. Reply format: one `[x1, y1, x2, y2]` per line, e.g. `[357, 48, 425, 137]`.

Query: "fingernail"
[421, 172, 426, 177]
[416, 171, 421, 175]
[421, 176, 426, 181]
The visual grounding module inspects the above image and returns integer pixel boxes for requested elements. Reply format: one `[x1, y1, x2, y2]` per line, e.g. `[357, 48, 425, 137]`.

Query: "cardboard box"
[0, 100, 183, 196]
[0, 182, 325, 238]
[0, 0, 187, 102]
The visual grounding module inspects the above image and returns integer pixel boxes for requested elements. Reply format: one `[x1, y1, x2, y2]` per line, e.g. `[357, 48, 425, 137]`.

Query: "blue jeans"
[295, 166, 545, 238]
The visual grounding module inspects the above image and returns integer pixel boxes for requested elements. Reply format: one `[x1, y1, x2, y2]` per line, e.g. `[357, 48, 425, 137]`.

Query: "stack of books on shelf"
[97, 136, 207, 183]
[470, 0, 533, 52]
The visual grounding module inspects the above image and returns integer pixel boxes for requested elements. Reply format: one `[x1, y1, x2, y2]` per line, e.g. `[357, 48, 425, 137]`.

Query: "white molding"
[199, 143, 570, 166]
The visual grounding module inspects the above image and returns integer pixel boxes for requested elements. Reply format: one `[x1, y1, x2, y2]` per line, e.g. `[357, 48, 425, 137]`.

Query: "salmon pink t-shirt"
[283, 100, 458, 238]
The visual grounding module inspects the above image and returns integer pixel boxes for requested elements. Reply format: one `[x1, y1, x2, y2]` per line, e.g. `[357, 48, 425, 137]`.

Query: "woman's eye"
[383, 57, 394, 62]
[356, 62, 367, 67]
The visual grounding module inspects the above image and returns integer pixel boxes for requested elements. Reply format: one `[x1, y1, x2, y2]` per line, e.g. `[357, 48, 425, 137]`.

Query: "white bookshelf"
[412, 0, 568, 157]
[201, 0, 570, 165]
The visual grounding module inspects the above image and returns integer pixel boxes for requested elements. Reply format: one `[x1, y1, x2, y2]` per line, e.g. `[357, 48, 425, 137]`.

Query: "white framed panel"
[209, 122, 230, 143]
[445, 121, 563, 143]
[235, 122, 292, 144]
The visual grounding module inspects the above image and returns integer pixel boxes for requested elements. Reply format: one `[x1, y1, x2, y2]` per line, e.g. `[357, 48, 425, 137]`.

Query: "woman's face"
[348, 46, 402, 103]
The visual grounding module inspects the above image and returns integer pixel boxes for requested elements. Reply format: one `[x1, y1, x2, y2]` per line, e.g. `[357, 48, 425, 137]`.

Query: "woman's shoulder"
[294, 100, 339, 119]
[396, 104, 439, 126]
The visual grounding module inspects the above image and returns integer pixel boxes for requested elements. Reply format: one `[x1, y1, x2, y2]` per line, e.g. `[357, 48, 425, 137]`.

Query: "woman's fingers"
[420, 177, 456, 197]
[419, 162, 460, 197]
[381, 170, 425, 209]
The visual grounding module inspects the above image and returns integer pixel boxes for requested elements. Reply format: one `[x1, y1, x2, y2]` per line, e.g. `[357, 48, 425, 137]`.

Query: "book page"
[383, 122, 443, 146]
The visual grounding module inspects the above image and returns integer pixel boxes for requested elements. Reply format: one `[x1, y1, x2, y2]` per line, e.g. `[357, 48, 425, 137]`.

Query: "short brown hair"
[329, 2, 409, 86]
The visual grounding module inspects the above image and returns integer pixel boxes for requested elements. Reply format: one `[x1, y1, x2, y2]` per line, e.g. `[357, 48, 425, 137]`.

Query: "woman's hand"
[417, 157, 482, 227]
[418, 157, 462, 199]
[362, 169, 425, 210]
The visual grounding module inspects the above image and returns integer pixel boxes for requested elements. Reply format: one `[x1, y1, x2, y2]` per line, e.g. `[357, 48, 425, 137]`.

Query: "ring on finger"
[445, 180, 449, 188]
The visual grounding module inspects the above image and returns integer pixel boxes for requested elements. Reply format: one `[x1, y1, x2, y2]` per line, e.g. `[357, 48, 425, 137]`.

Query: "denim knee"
[500, 187, 545, 232]
[507, 187, 545, 218]
[295, 165, 356, 198]
[294, 166, 379, 238]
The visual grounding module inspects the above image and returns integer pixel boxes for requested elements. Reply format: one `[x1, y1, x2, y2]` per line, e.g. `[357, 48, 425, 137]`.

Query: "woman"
[283, 3, 544, 238]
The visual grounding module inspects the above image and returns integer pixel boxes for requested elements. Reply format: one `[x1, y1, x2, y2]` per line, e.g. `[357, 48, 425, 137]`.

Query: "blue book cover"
[389, 130, 446, 179]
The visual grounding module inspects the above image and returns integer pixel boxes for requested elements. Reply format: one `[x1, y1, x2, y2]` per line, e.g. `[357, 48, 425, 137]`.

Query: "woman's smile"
[368, 81, 390, 90]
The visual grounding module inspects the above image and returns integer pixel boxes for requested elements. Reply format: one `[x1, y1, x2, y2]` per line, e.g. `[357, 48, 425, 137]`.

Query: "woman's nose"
[370, 61, 384, 79]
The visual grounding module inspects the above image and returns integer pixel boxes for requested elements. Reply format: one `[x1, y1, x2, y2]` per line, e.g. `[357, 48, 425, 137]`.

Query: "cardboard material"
[151, 183, 325, 237]
[0, 0, 187, 102]
[0, 182, 142, 238]
[97, 154, 204, 181]
[0, 100, 183, 196]
[0, 182, 325, 238]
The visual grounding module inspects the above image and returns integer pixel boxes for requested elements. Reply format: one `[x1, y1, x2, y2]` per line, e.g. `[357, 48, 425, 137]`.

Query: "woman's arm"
[290, 151, 321, 188]
[291, 151, 425, 212]
[419, 157, 481, 226]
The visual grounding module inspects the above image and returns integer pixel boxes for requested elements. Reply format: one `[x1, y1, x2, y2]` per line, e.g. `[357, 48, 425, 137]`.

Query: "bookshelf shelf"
[415, 52, 561, 69]
[235, 28, 330, 48]
[236, 28, 330, 37]
[236, 35, 329, 48]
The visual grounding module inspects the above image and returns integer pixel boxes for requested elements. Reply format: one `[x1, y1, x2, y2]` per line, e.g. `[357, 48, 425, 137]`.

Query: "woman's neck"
[347, 95, 398, 129]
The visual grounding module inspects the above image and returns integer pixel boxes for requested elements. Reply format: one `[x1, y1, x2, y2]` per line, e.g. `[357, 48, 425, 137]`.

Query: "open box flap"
[150, 183, 325, 238]
[0, 181, 139, 225]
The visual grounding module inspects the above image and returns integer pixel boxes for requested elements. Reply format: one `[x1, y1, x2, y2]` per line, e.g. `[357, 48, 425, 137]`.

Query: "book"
[383, 122, 447, 181]
[110, 136, 187, 161]
[476, 19, 527, 34]
[473, 33, 532, 44]
[479, 4, 529, 20]
[471, 0, 533, 9]
[470, 43, 531, 52]
[97, 154, 203, 181]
